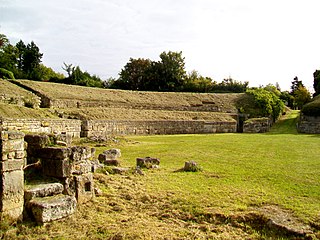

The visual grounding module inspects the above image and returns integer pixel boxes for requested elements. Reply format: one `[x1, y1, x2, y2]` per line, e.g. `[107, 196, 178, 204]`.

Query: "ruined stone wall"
[0, 118, 81, 138]
[0, 131, 26, 220]
[81, 120, 237, 137]
[298, 114, 320, 133]
[243, 118, 272, 133]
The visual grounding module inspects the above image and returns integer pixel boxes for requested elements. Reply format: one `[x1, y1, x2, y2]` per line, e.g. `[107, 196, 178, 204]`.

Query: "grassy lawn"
[2, 111, 319, 239]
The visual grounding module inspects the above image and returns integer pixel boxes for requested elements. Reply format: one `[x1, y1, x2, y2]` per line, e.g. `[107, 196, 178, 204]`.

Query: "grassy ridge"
[2, 112, 319, 238]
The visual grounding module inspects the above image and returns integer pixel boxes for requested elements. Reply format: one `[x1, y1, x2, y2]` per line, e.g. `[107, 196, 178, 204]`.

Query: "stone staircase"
[24, 183, 77, 223]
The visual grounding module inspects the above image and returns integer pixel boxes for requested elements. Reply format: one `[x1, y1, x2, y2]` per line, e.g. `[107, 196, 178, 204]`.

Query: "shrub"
[0, 68, 15, 79]
[301, 100, 320, 116]
[246, 88, 284, 121]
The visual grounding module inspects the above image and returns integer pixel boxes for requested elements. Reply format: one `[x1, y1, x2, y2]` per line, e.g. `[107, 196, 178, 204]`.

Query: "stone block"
[73, 173, 94, 204]
[8, 131, 25, 140]
[0, 159, 24, 171]
[112, 167, 130, 175]
[0, 170, 24, 220]
[28, 195, 77, 223]
[102, 149, 121, 160]
[70, 146, 92, 162]
[24, 135, 50, 149]
[24, 183, 64, 203]
[15, 150, 25, 159]
[37, 147, 71, 160]
[104, 159, 120, 166]
[136, 157, 160, 169]
[42, 158, 71, 178]
[71, 160, 92, 175]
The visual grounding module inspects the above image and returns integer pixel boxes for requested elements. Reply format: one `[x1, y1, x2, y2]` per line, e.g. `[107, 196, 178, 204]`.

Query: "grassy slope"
[15, 79, 244, 112]
[4, 110, 319, 239]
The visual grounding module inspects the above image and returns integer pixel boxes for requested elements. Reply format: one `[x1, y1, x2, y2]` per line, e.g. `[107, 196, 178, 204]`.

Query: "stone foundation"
[82, 120, 237, 137]
[0, 131, 26, 220]
[0, 118, 81, 138]
[243, 118, 272, 133]
[298, 114, 320, 133]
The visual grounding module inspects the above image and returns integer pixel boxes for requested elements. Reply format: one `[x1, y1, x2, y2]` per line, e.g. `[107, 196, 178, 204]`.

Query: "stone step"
[28, 194, 77, 223]
[24, 183, 64, 202]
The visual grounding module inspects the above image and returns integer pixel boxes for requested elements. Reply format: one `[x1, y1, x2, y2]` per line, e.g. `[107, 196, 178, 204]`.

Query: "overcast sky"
[1, 0, 320, 91]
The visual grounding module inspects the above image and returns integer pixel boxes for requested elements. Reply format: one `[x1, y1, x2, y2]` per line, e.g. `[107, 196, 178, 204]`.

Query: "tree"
[293, 85, 311, 109]
[183, 70, 212, 92]
[313, 70, 320, 97]
[211, 77, 248, 93]
[59, 64, 104, 88]
[117, 58, 152, 90]
[246, 88, 285, 121]
[290, 76, 304, 94]
[156, 51, 187, 91]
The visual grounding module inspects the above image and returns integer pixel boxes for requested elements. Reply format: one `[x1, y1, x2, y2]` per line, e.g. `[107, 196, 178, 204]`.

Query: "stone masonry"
[0, 131, 26, 220]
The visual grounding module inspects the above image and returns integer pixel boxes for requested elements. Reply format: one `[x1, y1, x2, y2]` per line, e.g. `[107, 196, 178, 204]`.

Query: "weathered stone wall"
[0, 118, 81, 138]
[298, 114, 320, 133]
[47, 99, 237, 113]
[0, 131, 26, 220]
[243, 118, 272, 133]
[82, 120, 237, 137]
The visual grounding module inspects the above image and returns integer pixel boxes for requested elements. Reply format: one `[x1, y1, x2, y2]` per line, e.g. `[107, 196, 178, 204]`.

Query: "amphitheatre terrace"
[0, 79, 270, 136]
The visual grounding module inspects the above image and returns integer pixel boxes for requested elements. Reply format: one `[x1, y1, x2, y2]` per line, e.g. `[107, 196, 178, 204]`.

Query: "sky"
[1, 0, 320, 91]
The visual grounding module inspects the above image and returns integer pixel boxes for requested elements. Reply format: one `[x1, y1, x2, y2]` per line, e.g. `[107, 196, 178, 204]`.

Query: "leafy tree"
[293, 85, 311, 109]
[156, 51, 187, 91]
[246, 88, 285, 121]
[211, 77, 248, 93]
[116, 58, 152, 90]
[59, 64, 104, 88]
[183, 70, 212, 92]
[313, 70, 320, 97]
[290, 76, 303, 95]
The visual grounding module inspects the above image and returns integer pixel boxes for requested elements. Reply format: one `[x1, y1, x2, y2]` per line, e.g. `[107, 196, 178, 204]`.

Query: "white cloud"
[0, 0, 320, 90]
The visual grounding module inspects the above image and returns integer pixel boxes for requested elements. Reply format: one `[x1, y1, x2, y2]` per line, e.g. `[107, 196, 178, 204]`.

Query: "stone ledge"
[24, 183, 64, 202]
[28, 195, 77, 223]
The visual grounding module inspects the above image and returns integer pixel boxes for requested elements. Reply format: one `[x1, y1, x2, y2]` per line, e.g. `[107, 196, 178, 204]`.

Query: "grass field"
[1, 111, 319, 239]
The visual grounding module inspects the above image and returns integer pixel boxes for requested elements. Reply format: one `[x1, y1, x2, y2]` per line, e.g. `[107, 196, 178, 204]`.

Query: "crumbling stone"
[0, 131, 25, 220]
[183, 161, 201, 172]
[103, 149, 121, 160]
[24, 183, 64, 203]
[112, 167, 130, 175]
[28, 195, 77, 223]
[136, 157, 160, 169]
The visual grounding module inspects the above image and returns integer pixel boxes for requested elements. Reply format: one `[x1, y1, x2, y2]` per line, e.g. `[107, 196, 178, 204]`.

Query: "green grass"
[2, 110, 319, 239]
[118, 111, 319, 221]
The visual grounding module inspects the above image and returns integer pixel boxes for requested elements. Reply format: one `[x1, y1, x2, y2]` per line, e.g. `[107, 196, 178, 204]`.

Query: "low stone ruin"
[98, 148, 121, 166]
[136, 157, 160, 169]
[0, 131, 97, 223]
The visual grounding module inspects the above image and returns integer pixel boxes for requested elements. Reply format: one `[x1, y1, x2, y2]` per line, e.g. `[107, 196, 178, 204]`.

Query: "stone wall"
[243, 118, 272, 133]
[0, 118, 81, 138]
[298, 114, 320, 133]
[0, 131, 26, 220]
[81, 120, 237, 137]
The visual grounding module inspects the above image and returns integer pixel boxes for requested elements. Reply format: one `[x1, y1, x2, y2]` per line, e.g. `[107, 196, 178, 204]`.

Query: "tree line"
[0, 33, 315, 110]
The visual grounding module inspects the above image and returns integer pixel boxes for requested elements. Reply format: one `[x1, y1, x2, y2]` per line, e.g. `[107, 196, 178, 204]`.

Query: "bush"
[0, 68, 15, 79]
[301, 100, 320, 116]
[246, 88, 284, 121]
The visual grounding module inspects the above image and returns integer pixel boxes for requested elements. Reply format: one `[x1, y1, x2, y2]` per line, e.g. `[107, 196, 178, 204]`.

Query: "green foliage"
[111, 52, 248, 93]
[58, 63, 104, 88]
[0, 68, 15, 79]
[246, 88, 285, 121]
[301, 95, 320, 116]
[313, 69, 320, 97]
[211, 77, 248, 93]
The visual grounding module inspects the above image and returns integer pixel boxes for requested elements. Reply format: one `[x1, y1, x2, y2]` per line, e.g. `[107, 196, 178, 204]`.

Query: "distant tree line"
[0, 33, 316, 111]
[0, 33, 104, 87]
[108, 51, 248, 93]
